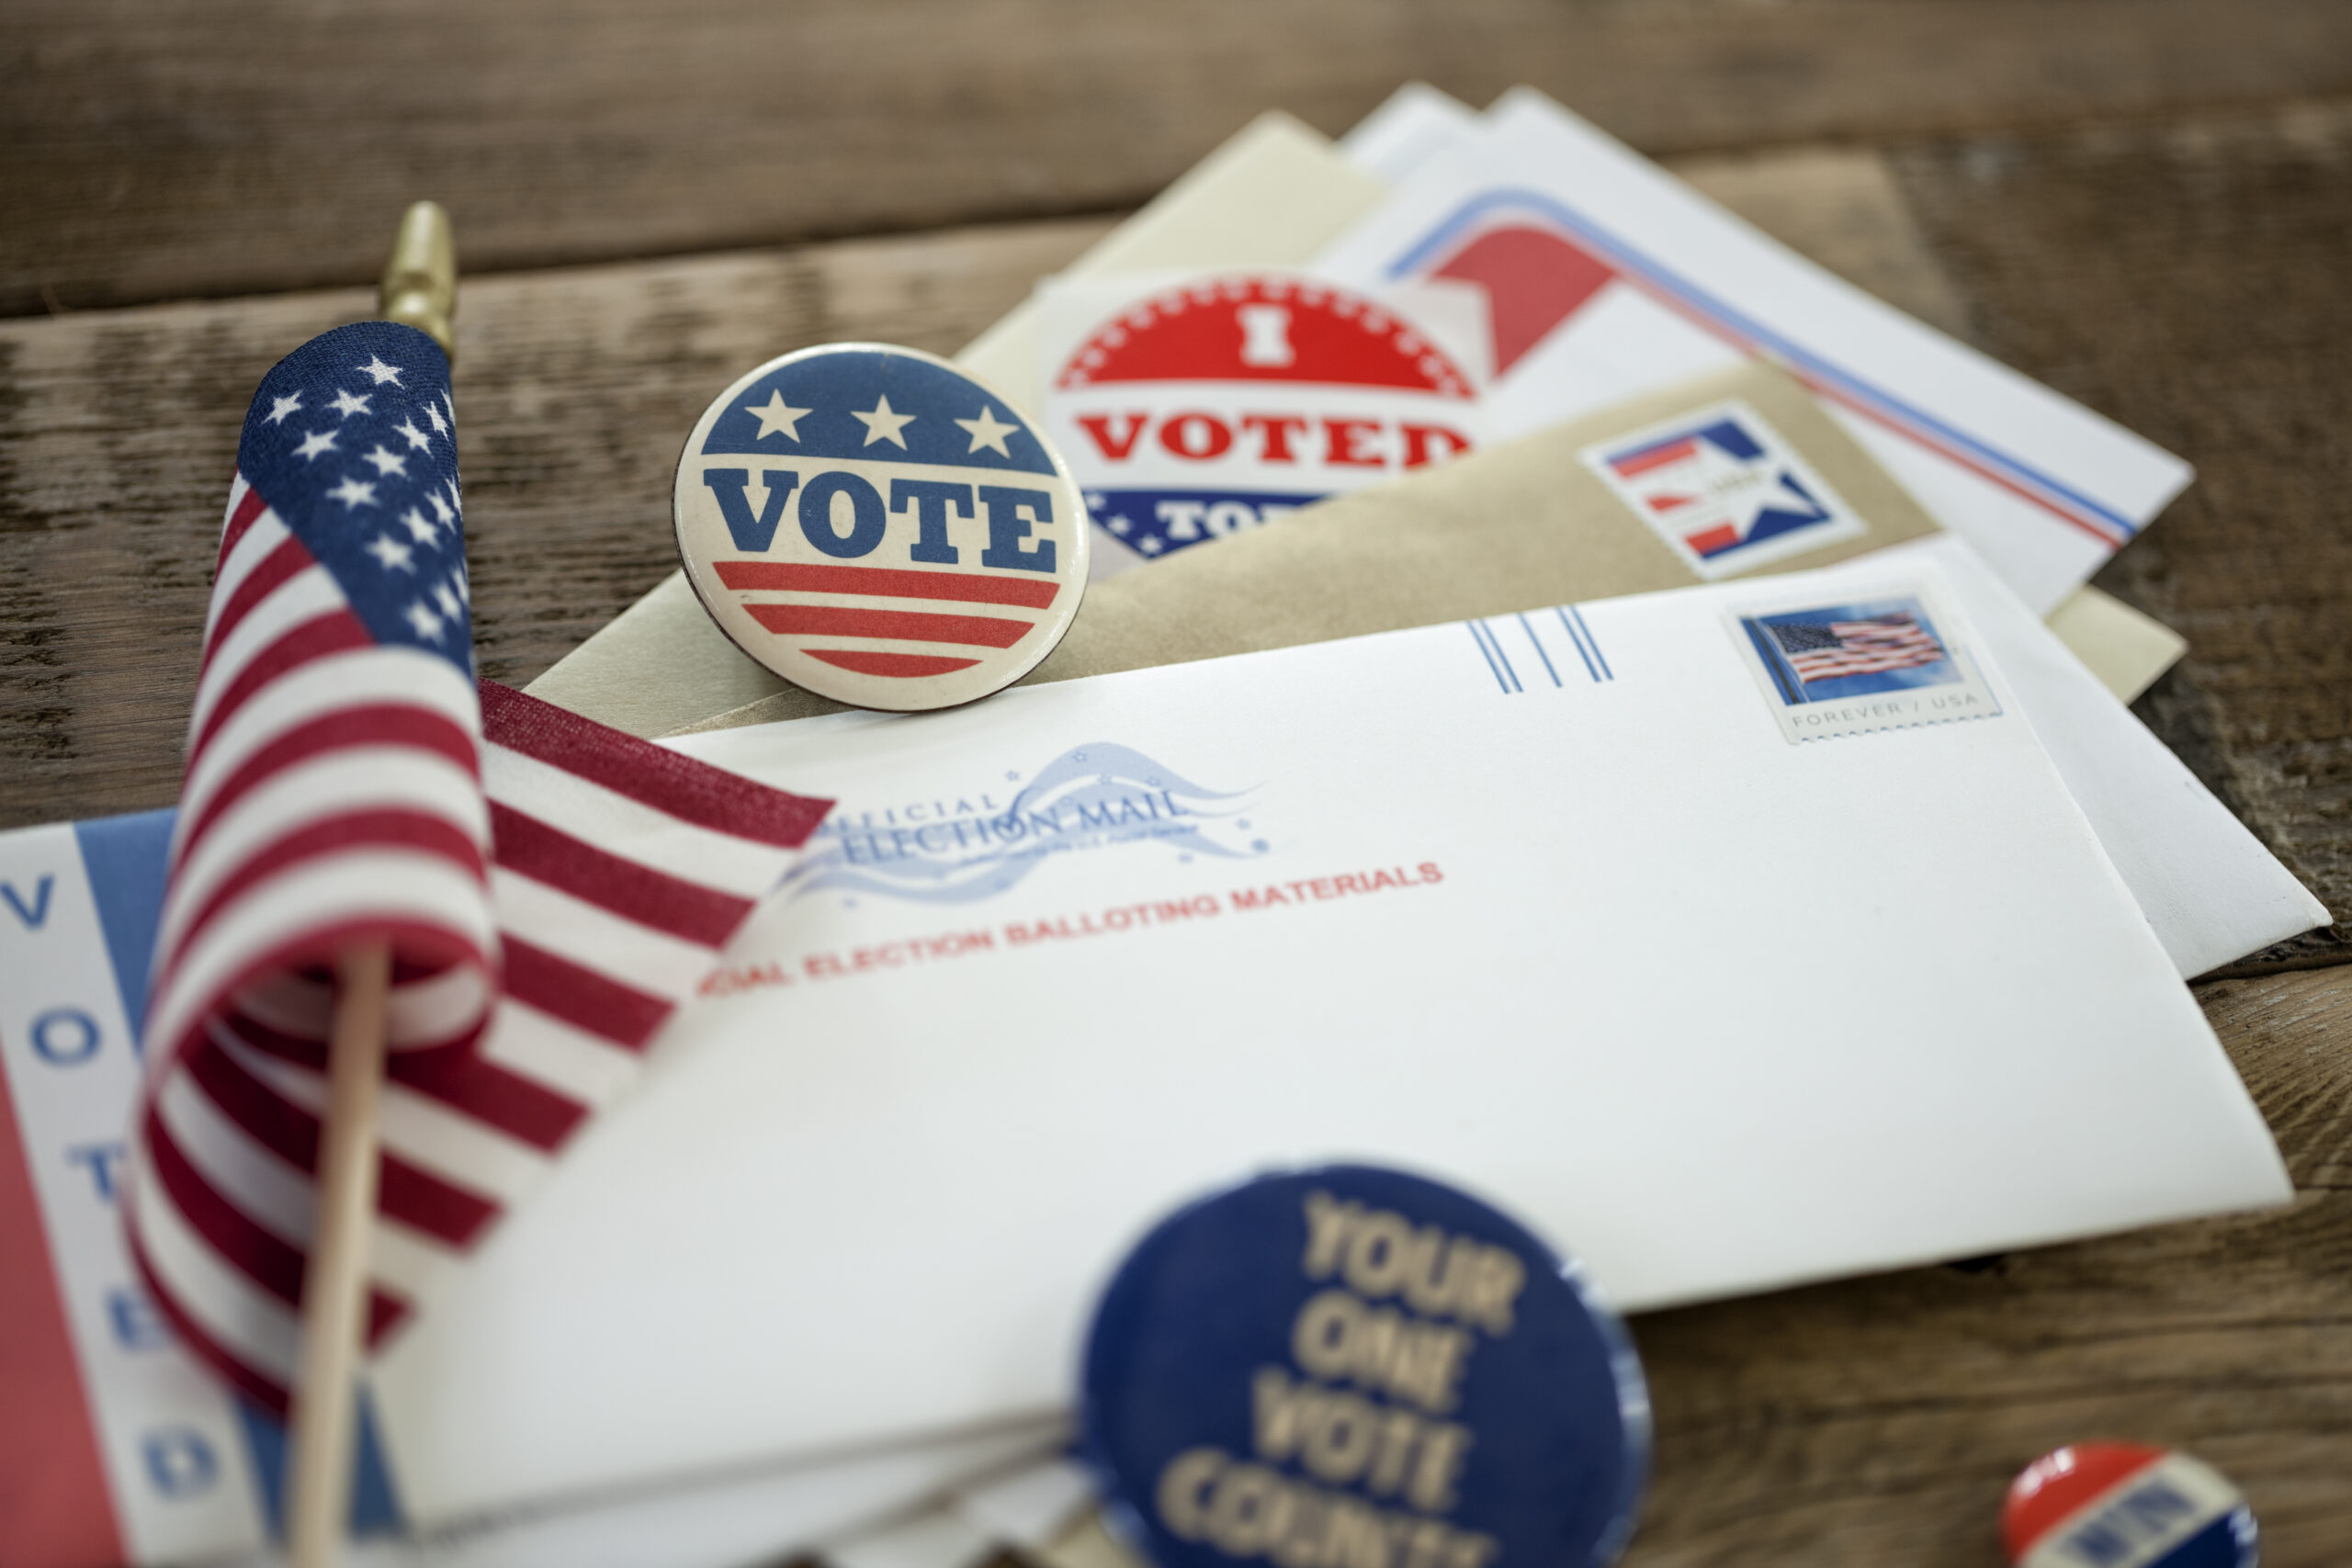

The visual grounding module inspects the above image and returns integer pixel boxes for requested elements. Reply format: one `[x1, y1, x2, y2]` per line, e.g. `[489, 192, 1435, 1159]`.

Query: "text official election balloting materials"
[360, 551, 2289, 1523]
[673, 344, 1090, 710]
[1081, 1167, 1649, 1568]
[2004, 1446, 2257, 1568]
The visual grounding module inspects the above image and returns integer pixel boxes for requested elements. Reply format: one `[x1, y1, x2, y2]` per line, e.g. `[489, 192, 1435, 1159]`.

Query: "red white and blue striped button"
[673, 343, 1090, 712]
[2002, 1444, 2257, 1568]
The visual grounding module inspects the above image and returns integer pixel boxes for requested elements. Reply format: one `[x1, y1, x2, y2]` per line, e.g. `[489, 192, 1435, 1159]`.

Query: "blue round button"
[1081, 1165, 1649, 1568]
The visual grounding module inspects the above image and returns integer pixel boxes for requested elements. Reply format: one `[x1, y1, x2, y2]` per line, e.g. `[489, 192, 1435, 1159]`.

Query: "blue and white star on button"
[852, 394, 916, 448]
[745, 391, 811, 442]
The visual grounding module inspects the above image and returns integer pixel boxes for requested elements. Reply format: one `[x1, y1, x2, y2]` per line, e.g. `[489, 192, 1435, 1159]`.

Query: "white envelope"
[1314, 88, 2193, 615]
[374, 552, 2289, 1518]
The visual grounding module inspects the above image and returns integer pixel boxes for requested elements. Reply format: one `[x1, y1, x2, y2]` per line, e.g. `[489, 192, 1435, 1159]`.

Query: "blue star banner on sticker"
[698, 350, 1057, 474]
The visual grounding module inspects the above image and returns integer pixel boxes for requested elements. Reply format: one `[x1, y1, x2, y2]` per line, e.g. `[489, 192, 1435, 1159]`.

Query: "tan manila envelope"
[680, 359, 1940, 733]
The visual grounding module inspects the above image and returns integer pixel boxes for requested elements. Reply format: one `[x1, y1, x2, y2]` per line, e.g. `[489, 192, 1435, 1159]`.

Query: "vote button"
[2004, 1443, 2257, 1568]
[673, 343, 1090, 711]
[1080, 1165, 1650, 1568]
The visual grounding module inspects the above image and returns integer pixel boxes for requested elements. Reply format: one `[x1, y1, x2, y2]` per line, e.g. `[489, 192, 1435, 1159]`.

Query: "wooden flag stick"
[282, 201, 458, 1568]
[285, 940, 391, 1568]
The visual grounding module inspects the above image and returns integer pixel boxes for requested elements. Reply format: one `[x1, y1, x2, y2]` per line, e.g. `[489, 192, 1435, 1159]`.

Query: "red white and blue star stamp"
[673, 343, 1090, 711]
[1583, 399, 1869, 579]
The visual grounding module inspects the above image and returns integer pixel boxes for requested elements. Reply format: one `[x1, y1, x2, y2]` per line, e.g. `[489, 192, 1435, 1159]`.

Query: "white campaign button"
[673, 343, 1090, 711]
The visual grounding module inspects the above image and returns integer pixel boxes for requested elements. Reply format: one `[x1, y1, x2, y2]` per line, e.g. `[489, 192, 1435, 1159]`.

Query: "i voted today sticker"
[1081, 1166, 1649, 1568]
[673, 344, 1090, 711]
[1043, 274, 1482, 573]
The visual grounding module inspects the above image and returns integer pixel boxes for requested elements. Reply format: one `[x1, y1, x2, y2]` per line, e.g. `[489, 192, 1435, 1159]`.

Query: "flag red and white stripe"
[123, 322, 830, 1410]
[1784, 616, 1944, 682]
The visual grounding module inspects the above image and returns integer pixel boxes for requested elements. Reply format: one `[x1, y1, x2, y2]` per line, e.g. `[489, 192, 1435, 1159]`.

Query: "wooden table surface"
[5, 3, 2348, 1562]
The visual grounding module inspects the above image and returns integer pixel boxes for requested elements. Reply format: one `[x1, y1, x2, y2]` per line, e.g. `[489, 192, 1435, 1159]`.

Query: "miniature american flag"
[1769, 614, 1946, 683]
[124, 321, 831, 1410]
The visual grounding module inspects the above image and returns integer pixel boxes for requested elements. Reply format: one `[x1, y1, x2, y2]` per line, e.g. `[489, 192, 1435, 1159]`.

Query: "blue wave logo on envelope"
[1583, 399, 1867, 579]
[786, 743, 1265, 904]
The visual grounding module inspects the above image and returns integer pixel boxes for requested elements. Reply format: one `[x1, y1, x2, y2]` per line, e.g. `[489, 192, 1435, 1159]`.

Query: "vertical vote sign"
[1039, 274, 1486, 575]
[0, 814, 267, 1567]
[1081, 1167, 1649, 1568]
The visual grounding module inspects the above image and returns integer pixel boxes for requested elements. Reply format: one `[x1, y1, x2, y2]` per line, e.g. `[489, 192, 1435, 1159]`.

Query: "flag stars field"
[394, 418, 433, 452]
[294, 429, 338, 461]
[266, 393, 303, 425]
[363, 444, 409, 477]
[329, 388, 373, 419]
[365, 534, 415, 571]
[356, 354, 404, 386]
[326, 476, 378, 509]
[401, 507, 438, 543]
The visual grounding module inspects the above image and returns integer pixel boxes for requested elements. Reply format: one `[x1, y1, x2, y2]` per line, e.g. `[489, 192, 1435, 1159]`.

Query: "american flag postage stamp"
[1728, 587, 2001, 743]
[1582, 400, 1869, 580]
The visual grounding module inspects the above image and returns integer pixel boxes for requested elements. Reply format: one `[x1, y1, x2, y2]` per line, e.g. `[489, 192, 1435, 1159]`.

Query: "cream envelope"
[374, 551, 2290, 1523]
[1314, 88, 2190, 616]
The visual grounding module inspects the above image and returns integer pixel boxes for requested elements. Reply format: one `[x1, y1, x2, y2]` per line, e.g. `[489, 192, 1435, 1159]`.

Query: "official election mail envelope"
[1313, 87, 2190, 616]
[662, 361, 2325, 979]
[0, 808, 1069, 1568]
[369, 552, 2288, 1523]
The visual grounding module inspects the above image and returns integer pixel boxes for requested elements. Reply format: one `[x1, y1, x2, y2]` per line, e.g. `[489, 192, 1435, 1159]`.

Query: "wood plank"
[11, 0, 2352, 314]
[1894, 100, 2352, 970]
[1623, 965, 2352, 1564]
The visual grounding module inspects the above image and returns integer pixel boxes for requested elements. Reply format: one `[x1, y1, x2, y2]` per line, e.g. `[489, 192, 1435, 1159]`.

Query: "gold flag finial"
[379, 200, 457, 361]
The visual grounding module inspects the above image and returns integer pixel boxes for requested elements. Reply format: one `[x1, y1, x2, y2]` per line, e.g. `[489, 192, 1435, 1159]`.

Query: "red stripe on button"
[805, 649, 980, 678]
[716, 560, 1061, 609]
[748, 604, 1034, 648]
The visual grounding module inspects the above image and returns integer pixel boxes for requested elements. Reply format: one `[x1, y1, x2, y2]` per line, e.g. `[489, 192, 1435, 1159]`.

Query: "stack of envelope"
[3, 85, 2330, 1568]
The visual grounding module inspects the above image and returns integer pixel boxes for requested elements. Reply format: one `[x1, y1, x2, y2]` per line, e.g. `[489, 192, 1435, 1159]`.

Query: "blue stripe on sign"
[1569, 605, 1613, 681]
[234, 1387, 406, 1540]
[1516, 613, 1563, 687]
[1384, 187, 2136, 545]
[1555, 608, 1600, 682]
[71, 809, 177, 1051]
[1466, 622, 1512, 694]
